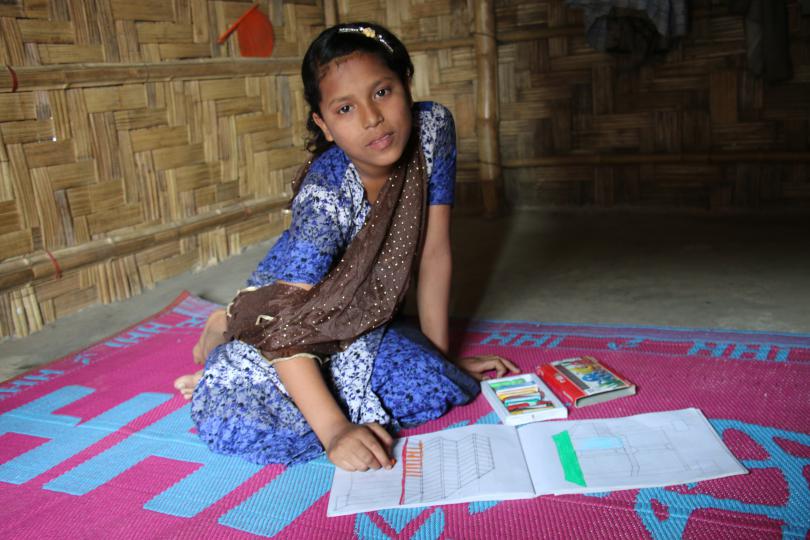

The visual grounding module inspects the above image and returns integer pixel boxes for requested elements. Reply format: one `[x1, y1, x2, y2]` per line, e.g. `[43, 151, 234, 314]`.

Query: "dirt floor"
[2, 209, 808, 381]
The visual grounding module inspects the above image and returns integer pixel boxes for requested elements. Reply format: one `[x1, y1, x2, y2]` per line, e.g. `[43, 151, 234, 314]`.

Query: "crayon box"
[481, 373, 568, 426]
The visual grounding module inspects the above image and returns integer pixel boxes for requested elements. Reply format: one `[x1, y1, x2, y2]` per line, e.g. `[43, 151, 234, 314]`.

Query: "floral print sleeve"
[248, 180, 344, 287]
[416, 102, 457, 206]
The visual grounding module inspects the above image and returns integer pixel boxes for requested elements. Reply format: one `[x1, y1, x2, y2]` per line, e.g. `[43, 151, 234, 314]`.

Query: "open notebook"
[327, 408, 747, 516]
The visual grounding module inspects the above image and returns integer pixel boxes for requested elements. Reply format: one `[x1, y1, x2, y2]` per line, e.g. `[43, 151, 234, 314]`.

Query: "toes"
[174, 372, 202, 399]
[174, 375, 195, 392]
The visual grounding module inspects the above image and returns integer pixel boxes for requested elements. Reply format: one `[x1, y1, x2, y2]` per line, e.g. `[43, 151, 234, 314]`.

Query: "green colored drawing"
[552, 430, 586, 487]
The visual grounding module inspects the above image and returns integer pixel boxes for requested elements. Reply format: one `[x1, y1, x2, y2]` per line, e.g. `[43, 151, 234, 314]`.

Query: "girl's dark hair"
[302, 22, 414, 155]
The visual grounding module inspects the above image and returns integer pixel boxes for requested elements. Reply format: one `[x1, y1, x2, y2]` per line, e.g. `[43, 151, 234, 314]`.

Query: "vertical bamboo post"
[474, 0, 501, 217]
[324, 0, 338, 27]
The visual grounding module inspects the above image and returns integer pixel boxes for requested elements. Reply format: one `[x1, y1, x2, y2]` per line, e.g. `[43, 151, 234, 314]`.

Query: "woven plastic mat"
[1, 292, 808, 539]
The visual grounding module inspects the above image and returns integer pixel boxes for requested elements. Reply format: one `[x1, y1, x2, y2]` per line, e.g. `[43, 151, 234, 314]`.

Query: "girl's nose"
[363, 104, 383, 128]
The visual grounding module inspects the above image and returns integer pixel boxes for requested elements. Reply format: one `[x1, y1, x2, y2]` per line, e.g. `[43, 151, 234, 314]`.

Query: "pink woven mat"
[1, 292, 808, 539]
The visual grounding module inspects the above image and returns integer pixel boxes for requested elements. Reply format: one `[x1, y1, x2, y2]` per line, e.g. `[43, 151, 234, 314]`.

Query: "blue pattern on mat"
[0, 386, 169, 484]
[219, 455, 333, 537]
[45, 402, 263, 518]
[637, 420, 810, 539]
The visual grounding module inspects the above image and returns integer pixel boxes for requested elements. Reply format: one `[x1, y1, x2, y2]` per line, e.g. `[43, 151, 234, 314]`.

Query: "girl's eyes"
[334, 88, 391, 115]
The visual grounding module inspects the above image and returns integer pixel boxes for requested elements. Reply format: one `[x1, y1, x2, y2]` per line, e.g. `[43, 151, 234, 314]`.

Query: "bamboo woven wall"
[498, 0, 810, 210]
[0, 0, 323, 338]
[0, 0, 503, 340]
[3, 0, 810, 339]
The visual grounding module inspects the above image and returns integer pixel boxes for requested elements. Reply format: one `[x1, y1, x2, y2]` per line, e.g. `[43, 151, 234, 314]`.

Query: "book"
[537, 356, 636, 408]
[480, 373, 567, 425]
[326, 408, 747, 516]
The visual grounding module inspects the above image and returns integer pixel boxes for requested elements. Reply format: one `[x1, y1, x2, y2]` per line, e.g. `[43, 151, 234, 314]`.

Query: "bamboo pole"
[0, 195, 289, 291]
[499, 26, 582, 43]
[474, 0, 501, 217]
[0, 27, 582, 93]
[0, 58, 300, 93]
[408, 37, 475, 52]
[407, 27, 583, 52]
[502, 152, 810, 168]
[324, 0, 338, 27]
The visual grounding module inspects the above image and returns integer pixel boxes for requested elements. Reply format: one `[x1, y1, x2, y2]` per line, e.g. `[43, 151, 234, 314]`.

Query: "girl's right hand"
[192, 308, 228, 365]
[326, 422, 395, 472]
[454, 355, 520, 381]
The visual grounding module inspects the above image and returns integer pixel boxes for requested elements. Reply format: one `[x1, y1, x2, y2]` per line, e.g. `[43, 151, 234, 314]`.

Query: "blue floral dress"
[191, 102, 479, 466]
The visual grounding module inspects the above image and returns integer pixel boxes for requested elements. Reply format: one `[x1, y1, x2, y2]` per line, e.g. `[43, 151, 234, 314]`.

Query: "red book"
[536, 356, 636, 408]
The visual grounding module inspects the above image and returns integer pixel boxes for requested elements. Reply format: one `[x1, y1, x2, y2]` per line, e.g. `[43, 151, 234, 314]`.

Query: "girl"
[174, 22, 518, 472]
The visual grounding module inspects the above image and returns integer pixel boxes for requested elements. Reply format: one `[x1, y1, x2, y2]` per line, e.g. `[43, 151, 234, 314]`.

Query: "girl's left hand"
[454, 355, 520, 381]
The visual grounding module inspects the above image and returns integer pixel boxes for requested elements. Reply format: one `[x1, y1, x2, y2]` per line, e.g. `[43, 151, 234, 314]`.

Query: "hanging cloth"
[729, 0, 792, 82]
[566, 0, 689, 60]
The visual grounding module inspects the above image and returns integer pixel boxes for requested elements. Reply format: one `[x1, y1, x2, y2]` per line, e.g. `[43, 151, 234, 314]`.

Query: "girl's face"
[312, 52, 412, 184]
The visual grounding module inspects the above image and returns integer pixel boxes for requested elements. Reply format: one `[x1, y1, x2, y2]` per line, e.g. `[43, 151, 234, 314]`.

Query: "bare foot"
[174, 370, 203, 400]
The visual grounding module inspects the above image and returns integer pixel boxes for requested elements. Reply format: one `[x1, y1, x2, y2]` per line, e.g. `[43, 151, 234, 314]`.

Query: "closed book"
[536, 356, 636, 408]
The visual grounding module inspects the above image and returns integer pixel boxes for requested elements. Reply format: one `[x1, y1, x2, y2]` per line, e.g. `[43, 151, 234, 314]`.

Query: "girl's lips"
[367, 132, 394, 150]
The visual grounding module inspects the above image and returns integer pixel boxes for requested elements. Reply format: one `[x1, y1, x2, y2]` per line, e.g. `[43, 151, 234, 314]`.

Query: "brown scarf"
[224, 132, 427, 359]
